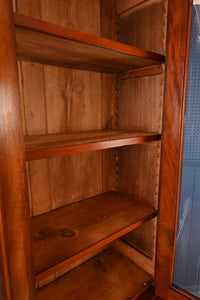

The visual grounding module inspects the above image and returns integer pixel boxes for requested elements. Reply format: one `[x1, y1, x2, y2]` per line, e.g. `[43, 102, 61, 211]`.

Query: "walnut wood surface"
[32, 191, 156, 282]
[117, 0, 162, 16]
[37, 248, 152, 300]
[14, 13, 164, 72]
[0, 0, 35, 299]
[119, 0, 167, 55]
[155, 0, 190, 299]
[118, 65, 163, 80]
[25, 130, 161, 160]
[15, 1, 104, 220]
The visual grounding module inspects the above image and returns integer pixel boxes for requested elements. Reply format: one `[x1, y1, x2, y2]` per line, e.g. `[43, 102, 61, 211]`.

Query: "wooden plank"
[115, 239, 155, 276]
[14, 14, 164, 73]
[118, 65, 163, 80]
[155, 1, 191, 299]
[37, 248, 152, 300]
[119, 75, 164, 134]
[0, 0, 35, 298]
[25, 131, 161, 160]
[118, 142, 161, 209]
[117, 0, 163, 17]
[38, 246, 106, 288]
[32, 191, 157, 281]
[101, 0, 119, 193]
[121, 218, 156, 258]
[16, 1, 103, 217]
[119, 0, 168, 55]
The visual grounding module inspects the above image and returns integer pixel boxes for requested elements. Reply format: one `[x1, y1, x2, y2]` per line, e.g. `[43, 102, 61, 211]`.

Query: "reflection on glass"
[173, 3, 200, 298]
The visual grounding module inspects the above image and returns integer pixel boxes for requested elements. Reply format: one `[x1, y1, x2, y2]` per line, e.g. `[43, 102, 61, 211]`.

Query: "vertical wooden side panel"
[118, 142, 161, 208]
[119, 0, 168, 55]
[155, 1, 190, 298]
[101, 0, 119, 193]
[0, 0, 35, 298]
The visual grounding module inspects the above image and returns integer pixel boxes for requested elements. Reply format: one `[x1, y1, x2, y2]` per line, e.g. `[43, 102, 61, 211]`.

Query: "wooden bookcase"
[0, 0, 189, 299]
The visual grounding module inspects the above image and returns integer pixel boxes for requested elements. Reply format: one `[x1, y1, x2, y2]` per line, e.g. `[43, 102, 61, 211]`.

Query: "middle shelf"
[25, 130, 161, 160]
[32, 191, 157, 282]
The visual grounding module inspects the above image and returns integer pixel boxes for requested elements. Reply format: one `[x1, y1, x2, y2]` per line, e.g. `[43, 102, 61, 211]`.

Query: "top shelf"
[14, 13, 165, 73]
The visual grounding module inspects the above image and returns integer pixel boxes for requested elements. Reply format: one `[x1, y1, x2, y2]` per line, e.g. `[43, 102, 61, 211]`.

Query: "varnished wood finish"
[155, 0, 190, 299]
[14, 14, 164, 72]
[25, 130, 161, 160]
[118, 65, 163, 80]
[117, 0, 162, 16]
[37, 248, 152, 300]
[0, 0, 35, 299]
[115, 239, 155, 276]
[119, 0, 167, 55]
[168, 288, 199, 300]
[32, 191, 156, 282]
[121, 219, 156, 258]
[16, 0, 103, 218]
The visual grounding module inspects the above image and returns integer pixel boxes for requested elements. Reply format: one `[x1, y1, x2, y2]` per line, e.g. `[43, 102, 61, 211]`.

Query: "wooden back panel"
[14, 0, 109, 216]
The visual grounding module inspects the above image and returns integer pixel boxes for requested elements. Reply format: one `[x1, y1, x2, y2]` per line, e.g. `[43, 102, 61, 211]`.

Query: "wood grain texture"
[119, 0, 167, 55]
[0, 0, 35, 298]
[14, 13, 164, 73]
[32, 191, 156, 281]
[101, 1, 119, 193]
[121, 218, 156, 258]
[118, 142, 161, 208]
[117, 0, 162, 16]
[16, 0, 103, 217]
[118, 65, 163, 80]
[115, 239, 155, 276]
[37, 248, 152, 300]
[119, 74, 164, 134]
[25, 131, 161, 160]
[155, 1, 190, 299]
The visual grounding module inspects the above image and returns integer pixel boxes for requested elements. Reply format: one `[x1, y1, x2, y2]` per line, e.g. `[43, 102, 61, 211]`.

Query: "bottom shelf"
[37, 248, 152, 300]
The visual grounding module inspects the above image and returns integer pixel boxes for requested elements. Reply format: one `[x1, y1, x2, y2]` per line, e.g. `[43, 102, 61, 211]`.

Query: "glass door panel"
[173, 1, 200, 297]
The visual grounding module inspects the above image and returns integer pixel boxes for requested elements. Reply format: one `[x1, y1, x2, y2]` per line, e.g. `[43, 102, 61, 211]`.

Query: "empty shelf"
[25, 130, 161, 160]
[32, 191, 157, 282]
[37, 248, 152, 300]
[14, 14, 165, 73]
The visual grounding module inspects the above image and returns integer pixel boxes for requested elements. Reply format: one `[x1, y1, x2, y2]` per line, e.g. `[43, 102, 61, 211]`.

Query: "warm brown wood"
[32, 191, 156, 281]
[121, 218, 156, 258]
[119, 76, 164, 134]
[25, 130, 161, 160]
[136, 286, 154, 300]
[38, 246, 107, 288]
[16, 0, 103, 217]
[118, 65, 163, 80]
[37, 248, 152, 300]
[119, 0, 167, 55]
[0, 0, 35, 299]
[14, 14, 164, 73]
[115, 239, 155, 276]
[101, 1, 119, 194]
[155, 1, 190, 299]
[168, 288, 199, 300]
[118, 142, 161, 208]
[117, 0, 162, 16]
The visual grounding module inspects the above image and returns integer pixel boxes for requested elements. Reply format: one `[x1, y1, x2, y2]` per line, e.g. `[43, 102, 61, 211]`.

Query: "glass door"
[173, 1, 200, 297]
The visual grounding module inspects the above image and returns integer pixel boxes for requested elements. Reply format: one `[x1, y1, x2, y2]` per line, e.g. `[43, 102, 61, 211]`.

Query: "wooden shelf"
[14, 14, 164, 73]
[32, 191, 157, 282]
[25, 130, 161, 160]
[37, 248, 152, 300]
